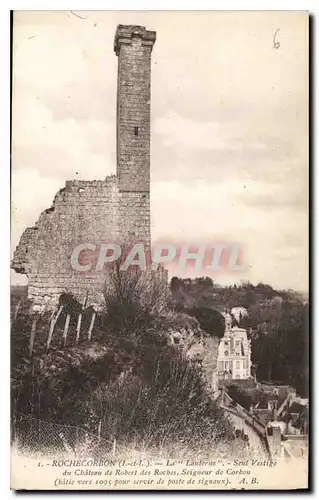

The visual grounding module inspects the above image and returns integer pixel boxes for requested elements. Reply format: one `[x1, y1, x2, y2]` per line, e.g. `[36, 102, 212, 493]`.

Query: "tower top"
[114, 24, 156, 56]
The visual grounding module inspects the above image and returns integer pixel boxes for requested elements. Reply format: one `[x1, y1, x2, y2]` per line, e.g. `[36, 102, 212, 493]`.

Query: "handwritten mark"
[70, 11, 87, 20]
[273, 29, 280, 49]
[27, 36, 37, 40]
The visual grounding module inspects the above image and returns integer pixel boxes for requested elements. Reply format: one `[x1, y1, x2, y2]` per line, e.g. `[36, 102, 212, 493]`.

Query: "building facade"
[217, 311, 252, 380]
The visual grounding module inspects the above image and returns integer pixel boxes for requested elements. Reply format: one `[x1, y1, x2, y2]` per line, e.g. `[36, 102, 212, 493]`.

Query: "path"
[223, 407, 268, 457]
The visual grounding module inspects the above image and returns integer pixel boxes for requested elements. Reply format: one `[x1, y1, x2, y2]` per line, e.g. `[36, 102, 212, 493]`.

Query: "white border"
[3, 1, 319, 10]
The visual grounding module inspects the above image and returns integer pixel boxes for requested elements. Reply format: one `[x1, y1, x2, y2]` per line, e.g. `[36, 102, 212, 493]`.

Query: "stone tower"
[114, 24, 156, 193]
[12, 24, 157, 311]
[115, 25, 156, 248]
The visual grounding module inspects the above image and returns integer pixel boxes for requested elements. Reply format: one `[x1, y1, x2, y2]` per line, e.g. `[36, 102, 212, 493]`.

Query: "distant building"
[217, 311, 252, 380]
[231, 306, 248, 323]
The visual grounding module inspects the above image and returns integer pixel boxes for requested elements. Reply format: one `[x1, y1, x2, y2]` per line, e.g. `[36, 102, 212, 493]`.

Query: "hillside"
[171, 277, 307, 310]
[11, 273, 308, 459]
[11, 274, 234, 458]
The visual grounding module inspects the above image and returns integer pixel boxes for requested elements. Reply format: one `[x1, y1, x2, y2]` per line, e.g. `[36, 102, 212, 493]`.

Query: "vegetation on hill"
[247, 301, 309, 397]
[11, 273, 308, 457]
[171, 277, 309, 397]
[11, 270, 235, 456]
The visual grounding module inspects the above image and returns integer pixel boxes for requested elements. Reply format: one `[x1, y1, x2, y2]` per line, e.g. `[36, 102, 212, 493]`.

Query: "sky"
[11, 10, 308, 291]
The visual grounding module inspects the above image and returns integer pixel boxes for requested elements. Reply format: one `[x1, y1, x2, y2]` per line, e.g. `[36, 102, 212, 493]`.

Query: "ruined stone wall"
[12, 177, 122, 310]
[12, 177, 153, 311]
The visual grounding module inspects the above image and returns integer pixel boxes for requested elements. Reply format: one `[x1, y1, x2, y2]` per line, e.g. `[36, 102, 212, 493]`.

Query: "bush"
[86, 346, 234, 451]
[103, 263, 169, 342]
[187, 306, 225, 338]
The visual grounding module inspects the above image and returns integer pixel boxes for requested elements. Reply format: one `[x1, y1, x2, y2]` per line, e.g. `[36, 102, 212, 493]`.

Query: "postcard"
[11, 10, 309, 490]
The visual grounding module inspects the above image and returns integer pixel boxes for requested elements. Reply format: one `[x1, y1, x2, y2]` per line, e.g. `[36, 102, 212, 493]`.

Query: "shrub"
[103, 262, 169, 342]
[77, 345, 235, 451]
[187, 306, 225, 338]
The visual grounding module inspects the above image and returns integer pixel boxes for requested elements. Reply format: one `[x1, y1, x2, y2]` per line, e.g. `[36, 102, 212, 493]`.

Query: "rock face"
[168, 326, 220, 396]
[12, 25, 157, 311]
[231, 307, 248, 323]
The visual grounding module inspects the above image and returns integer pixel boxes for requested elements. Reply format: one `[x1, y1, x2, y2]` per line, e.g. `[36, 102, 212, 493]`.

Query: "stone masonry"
[12, 25, 157, 311]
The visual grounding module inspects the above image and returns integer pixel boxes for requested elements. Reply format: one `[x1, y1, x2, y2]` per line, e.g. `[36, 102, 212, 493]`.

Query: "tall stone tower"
[114, 25, 156, 192]
[12, 24, 157, 311]
[114, 25, 156, 247]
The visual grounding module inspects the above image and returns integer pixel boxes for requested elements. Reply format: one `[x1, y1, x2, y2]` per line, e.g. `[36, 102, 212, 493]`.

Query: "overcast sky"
[11, 10, 308, 291]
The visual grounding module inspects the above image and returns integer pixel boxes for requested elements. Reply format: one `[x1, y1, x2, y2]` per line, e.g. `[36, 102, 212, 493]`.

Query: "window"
[236, 352, 240, 356]
[236, 341, 240, 347]
[236, 361, 240, 369]
[134, 126, 139, 136]
[224, 342, 228, 347]
[224, 350, 229, 356]
[225, 362, 229, 370]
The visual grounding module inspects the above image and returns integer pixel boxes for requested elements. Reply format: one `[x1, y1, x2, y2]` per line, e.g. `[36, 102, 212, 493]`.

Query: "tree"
[187, 307, 225, 338]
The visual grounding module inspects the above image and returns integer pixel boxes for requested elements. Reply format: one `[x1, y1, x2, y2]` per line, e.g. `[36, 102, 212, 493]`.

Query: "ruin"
[12, 25, 157, 311]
